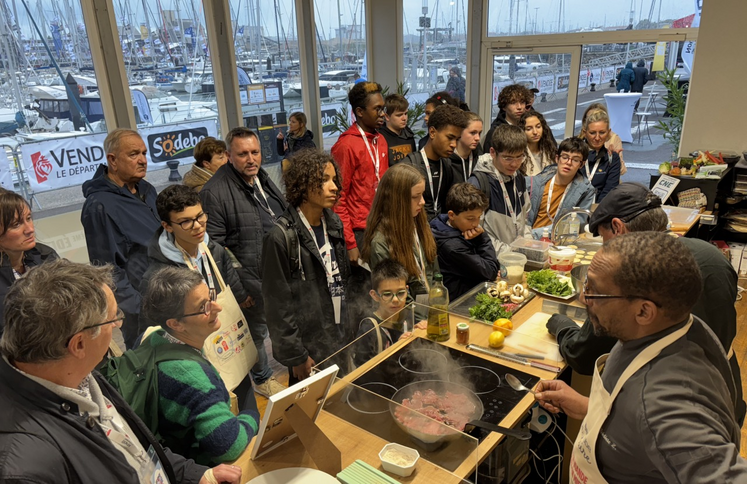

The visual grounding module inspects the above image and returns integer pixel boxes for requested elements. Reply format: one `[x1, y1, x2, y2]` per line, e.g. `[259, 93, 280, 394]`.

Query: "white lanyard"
[296, 208, 335, 289]
[178, 243, 216, 296]
[497, 174, 521, 233]
[585, 152, 602, 182]
[420, 148, 443, 212]
[357, 124, 381, 183]
[458, 152, 474, 180]
[254, 178, 276, 218]
[413, 230, 430, 293]
[546, 176, 569, 223]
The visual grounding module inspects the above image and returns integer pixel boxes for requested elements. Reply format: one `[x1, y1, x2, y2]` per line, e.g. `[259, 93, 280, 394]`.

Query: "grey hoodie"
[467, 154, 532, 255]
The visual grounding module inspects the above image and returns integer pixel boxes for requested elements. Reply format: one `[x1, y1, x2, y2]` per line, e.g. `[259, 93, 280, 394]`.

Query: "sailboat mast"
[272, 0, 280, 69]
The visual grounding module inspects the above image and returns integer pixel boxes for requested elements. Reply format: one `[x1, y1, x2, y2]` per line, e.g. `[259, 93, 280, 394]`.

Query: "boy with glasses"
[468, 124, 533, 254]
[526, 137, 596, 239]
[353, 259, 425, 364]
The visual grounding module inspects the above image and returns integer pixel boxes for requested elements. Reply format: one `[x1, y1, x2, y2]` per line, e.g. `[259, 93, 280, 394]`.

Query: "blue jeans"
[248, 321, 273, 385]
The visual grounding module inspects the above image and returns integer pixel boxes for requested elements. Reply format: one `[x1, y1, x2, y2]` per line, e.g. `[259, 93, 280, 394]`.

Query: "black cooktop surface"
[351, 337, 540, 430]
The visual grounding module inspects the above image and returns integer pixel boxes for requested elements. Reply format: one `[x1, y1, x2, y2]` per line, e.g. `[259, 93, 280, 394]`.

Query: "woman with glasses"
[579, 109, 622, 203]
[0, 189, 59, 334]
[133, 266, 260, 465]
[526, 138, 596, 239]
[519, 110, 557, 176]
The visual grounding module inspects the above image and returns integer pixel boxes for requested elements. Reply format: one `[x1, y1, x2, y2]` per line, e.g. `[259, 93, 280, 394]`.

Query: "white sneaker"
[254, 377, 286, 397]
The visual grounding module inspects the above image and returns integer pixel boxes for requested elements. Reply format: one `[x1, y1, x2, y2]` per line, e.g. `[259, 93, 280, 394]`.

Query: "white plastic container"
[379, 443, 420, 477]
[498, 252, 527, 284]
[548, 246, 576, 274]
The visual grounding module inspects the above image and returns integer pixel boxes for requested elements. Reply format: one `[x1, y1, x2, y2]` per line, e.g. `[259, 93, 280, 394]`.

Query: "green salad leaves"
[527, 269, 574, 297]
[469, 292, 513, 322]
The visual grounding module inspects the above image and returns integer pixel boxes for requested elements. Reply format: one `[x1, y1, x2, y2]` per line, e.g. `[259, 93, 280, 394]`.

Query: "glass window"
[316, 0, 367, 148]
[491, 51, 574, 141]
[573, 41, 682, 182]
[227, 0, 299, 166]
[487, 1, 699, 37]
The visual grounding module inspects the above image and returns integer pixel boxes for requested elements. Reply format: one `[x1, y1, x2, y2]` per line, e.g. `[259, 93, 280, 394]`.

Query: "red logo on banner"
[30, 151, 53, 184]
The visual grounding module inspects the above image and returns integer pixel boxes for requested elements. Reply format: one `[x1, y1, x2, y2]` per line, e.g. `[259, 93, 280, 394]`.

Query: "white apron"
[570, 316, 693, 483]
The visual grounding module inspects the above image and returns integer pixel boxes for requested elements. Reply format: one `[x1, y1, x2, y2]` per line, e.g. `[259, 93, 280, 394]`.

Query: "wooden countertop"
[232, 296, 565, 482]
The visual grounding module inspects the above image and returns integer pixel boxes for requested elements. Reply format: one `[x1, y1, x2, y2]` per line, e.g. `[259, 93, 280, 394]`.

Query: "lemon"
[489, 331, 505, 348]
[492, 318, 513, 335]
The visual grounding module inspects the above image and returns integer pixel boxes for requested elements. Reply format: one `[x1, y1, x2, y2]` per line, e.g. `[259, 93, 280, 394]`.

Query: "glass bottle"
[427, 273, 450, 342]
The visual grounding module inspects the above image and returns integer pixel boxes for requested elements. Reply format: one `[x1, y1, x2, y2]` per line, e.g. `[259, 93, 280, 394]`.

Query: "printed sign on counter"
[651, 174, 680, 203]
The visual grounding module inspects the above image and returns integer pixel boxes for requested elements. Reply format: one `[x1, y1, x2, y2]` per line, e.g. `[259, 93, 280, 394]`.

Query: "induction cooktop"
[350, 337, 539, 436]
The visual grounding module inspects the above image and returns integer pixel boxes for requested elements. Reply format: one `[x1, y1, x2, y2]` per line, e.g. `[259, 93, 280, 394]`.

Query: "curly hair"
[498, 84, 531, 109]
[156, 184, 202, 223]
[428, 104, 468, 130]
[348, 81, 383, 112]
[361, 164, 437, 276]
[520, 110, 556, 164]
[193, 137, 226, 168]
[283, 149, 342, 208]
[601, 232, 701, 321]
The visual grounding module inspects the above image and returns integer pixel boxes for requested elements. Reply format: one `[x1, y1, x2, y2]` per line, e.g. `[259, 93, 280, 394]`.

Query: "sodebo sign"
[147, 127, 208, 163]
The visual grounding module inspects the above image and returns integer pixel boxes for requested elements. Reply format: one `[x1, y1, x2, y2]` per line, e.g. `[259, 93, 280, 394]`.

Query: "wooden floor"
[734, 281, 747, 458]
[256, 288, 747, 457]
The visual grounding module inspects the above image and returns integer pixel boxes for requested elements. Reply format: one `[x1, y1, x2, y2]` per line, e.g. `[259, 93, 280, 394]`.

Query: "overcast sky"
[13, 0, 697, 42]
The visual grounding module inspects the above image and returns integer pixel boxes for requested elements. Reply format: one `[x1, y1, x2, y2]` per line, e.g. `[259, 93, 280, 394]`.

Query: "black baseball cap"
[588, 183, 663, 236]
[529, 88, 540, 93]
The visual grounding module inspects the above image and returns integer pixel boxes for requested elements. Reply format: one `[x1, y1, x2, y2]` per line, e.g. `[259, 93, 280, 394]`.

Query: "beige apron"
[570, 316, 693, 484]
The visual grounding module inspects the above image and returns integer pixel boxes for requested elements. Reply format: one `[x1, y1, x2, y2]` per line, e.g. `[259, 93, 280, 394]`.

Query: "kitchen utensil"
[505, 373, 535, 395]
[465, 420, 531, 441]
[389, 380, 483, 447]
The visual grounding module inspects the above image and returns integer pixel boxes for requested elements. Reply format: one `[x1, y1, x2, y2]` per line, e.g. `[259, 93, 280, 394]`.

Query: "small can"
[456, 323, 470, 345]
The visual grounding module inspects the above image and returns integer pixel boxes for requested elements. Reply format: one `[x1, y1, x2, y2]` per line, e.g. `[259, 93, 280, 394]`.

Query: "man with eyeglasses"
[534, 232, 747, 484]
[0, 260, 241, 484]
[526, 137, 596, 239]
[82, 128, 161, 348]
[468, 124, 533, 255]
[546, 182, 744, 424]
[200, 127, 287, 398]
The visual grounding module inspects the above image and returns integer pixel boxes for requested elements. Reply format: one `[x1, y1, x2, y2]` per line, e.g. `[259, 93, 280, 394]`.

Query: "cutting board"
[506, 312, 581, 363]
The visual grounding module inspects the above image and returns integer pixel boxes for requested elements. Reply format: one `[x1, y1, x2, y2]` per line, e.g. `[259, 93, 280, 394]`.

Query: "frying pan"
[389, 380, 530, 449]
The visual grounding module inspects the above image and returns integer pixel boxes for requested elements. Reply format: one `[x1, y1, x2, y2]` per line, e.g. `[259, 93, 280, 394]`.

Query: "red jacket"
[332, 124, 389, 250]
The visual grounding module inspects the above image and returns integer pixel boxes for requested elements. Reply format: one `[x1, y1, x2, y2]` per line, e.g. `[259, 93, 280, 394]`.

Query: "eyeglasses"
[170, 213, 208, 230]
[582, 277, 661, 307]
[499, 153, 526, 164]
[558, 154, 584, 165]
[182, 289, 218, 318]
[65, 308, 125, 346]
[377, 289, 408, 303]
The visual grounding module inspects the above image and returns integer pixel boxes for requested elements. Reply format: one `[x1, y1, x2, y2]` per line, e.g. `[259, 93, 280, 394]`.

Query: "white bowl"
[378, 443, 420, 477]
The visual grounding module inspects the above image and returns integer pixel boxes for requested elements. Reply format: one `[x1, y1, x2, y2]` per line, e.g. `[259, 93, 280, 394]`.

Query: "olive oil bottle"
[427, 273, 450, 342]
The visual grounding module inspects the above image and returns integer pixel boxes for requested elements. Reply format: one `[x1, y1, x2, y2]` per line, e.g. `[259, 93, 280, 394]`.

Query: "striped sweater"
[148, 330, 259, 465]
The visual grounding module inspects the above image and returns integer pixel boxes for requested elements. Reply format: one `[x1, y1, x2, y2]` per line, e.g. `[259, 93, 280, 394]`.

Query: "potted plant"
[655, 67, 687, 158]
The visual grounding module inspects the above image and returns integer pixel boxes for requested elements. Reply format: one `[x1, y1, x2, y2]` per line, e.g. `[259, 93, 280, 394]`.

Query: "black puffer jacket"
[0, 358, 207, 484]
[200, 163, 286, 316]
[262, 207, 352, 368]
[0, 243, 58, 335]
[139, 227, 249, 319]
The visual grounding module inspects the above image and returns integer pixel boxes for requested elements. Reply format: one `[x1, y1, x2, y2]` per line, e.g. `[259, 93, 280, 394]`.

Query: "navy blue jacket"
[429, 214, 499, 300]
[81, 164, 160, 316]
[276, 129, 316, 159]
[585, 149, 621, 203]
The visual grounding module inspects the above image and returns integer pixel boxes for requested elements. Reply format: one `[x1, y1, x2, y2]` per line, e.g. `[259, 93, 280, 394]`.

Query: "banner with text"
[20, 119, 218, 192]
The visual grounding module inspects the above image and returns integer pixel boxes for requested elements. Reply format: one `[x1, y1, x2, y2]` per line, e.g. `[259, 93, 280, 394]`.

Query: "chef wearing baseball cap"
[547, 182, 744, 424]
